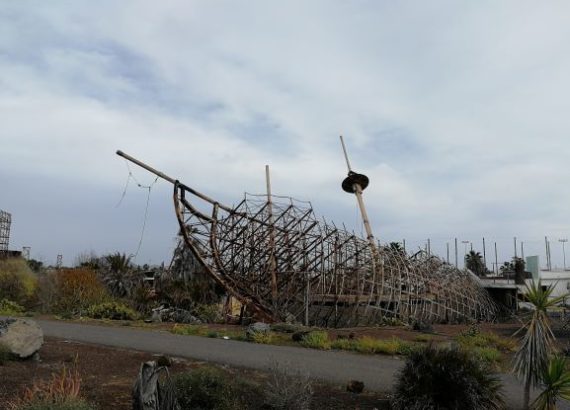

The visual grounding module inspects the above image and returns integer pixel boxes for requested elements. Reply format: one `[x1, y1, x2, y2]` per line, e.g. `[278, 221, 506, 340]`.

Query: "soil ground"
[0, 337, 389, 410]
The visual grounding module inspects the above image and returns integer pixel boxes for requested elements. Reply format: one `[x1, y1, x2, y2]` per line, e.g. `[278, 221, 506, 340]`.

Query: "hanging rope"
[132, 176, 159, 259]
[116, 159, 159, 260]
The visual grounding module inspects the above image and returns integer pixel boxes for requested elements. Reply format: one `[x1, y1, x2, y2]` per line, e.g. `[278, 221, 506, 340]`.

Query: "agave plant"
[532, 355, 570, 410]
[513, 281, 567, 410]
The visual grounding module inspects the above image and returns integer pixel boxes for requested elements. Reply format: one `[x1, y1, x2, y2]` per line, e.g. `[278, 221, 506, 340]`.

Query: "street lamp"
[461, 240, 470, 256]
[560, 239, 568, 271]
[462, 240, 470, 268]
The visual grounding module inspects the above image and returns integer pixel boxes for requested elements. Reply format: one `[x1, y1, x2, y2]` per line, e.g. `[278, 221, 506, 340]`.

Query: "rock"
[0, 318, 44, 359]
[292, 330, 311, 342]
[155, 354, 172, 367]
[347, 380, 364, 393]
[246, 322, 271, 340]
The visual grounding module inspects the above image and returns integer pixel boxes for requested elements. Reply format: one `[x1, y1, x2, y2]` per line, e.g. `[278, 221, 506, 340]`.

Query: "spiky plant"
[392, 344, 504, 410]
[513, 281, 567, 409]
[532, 355, 570, 410]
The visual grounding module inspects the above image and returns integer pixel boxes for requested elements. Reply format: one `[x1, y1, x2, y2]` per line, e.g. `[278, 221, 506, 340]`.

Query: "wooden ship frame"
[117, 139, 496, 327]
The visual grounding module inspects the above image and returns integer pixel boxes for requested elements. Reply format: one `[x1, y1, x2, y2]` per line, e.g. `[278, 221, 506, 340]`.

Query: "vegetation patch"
[0, 299, 25, 315]
[330, 336, 415, 356]
[299, 331, 331, 350]
[392, 344, 504, 410]
[174, 366, 262, 410]
[86, 301, 138, 321]
[0, 258, 37, 307]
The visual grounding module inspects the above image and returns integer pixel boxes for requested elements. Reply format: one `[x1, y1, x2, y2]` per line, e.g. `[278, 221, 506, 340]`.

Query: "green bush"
[174, 367, 262, 410]
[0, 258, 37, 306]
[300, 331, 330, 349]
[194, 304, 222, 323]
[0, 298, 25, 315]
[392, 344, 504, 410]
[86, 301, 137, 320]
[251, 331, 274, 344]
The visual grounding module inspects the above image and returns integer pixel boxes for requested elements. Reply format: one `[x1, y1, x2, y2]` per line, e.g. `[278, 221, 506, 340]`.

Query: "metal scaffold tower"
[0, 210, 11, 255]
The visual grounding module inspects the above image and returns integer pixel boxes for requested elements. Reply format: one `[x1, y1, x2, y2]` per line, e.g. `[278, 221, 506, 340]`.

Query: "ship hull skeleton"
[117, 149, 496, 327]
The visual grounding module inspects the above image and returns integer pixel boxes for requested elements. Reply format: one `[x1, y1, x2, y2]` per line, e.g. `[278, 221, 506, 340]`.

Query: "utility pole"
[521, 241, 525, 260]
[427, 238, 431, 256]
[560, 239, 568, 271]
[402, 239, 406, 253]
[446, 242, 450, 264]
[495, 242, 499, 275]
[545, 236, 551, 270]
[482, 237, 487, 271]
[454, 238, 458, 268]
[514, 237, 517, 258]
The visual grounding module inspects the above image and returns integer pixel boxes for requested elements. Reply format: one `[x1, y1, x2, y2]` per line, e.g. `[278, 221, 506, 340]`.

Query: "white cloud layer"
[1, 1, 569, 267]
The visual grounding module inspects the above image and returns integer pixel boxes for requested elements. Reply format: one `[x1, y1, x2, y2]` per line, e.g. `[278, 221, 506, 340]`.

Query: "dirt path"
[35, 319, 547, 410]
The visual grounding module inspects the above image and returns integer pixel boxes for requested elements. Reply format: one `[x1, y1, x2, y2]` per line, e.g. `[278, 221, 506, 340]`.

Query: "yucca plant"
[532, 355, 570, 410]
[513, 281, 567, 409]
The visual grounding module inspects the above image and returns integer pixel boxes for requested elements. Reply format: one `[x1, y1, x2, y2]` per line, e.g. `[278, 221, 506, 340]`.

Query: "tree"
[100, 252, 136, 297]
[533, 355, 570, 410]
[514, 281, 566, 409]
[465, 250, 486, 276]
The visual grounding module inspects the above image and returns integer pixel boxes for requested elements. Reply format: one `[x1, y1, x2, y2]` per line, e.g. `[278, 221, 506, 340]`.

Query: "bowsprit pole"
[339, 136, 377, 252]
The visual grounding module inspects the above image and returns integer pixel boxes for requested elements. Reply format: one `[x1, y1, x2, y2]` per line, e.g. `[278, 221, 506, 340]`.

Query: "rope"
[116, 159, 159, 260]
[131, 176, 159, 259]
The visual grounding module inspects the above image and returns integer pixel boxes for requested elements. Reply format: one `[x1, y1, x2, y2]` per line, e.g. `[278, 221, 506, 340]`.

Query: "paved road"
[35, 319, 535, 409]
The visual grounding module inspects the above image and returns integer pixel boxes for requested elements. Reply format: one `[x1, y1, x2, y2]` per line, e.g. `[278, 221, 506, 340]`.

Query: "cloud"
[1, 1, 569, 267]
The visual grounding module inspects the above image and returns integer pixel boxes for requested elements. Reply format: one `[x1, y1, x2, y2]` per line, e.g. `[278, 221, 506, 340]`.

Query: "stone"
[246, 322, 271, 340]
[346, 380, 364, 393]
[292, 330, 311, 342]
[0, 318, 44, 359]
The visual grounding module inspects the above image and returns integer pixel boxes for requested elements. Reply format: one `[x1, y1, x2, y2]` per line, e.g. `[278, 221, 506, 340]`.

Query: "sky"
[1, 1, 570, 269]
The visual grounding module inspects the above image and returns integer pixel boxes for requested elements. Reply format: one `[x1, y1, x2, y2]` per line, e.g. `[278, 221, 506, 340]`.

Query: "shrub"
[53, 269, 108, 316]
[330, 338, 356, 350]
[264, 361, 313, 410]
[171, 324, 207, 336]
[392, 344, 504, 410]
[0, 299, 25, 315]
[0, 258, 37, 306]
[174, 366, 261, 410]
[251, 331, 274, 344]
[300, 331, 330, 349]
[9, 364, 96, 410]
[86, 301, 137, 320]
[194, 304, 222, 323]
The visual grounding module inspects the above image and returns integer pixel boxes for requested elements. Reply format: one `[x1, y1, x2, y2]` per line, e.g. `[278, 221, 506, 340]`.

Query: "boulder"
[0, 318, 44, 359]
[246, 322, 270, 340]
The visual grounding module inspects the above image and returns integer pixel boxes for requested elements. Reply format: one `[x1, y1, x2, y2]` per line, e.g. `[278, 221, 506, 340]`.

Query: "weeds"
[174, 366, 262, 410]
[265, 361, 313, 410]
[8, 360, 96, 410]
[300, 331, 330, 350]
[0, 299, 25, 315]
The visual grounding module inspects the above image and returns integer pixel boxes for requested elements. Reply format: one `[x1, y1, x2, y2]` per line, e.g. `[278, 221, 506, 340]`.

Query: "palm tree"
[465, 250, 486, 276]
[513, 281, 566, 409]
[532, 355, 570, 410]
[101, 252, 134, 297]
